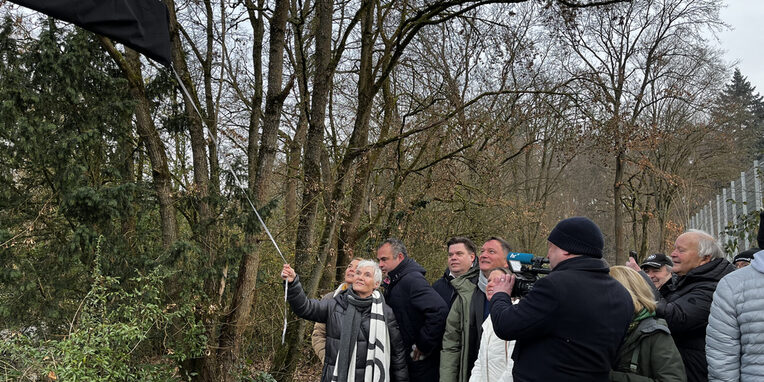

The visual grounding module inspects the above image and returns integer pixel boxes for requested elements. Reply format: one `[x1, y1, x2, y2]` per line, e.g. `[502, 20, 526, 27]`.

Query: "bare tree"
[555, 0, 724, 264]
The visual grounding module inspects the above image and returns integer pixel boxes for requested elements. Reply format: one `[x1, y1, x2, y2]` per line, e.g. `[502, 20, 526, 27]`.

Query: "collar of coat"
[449, 266, 480, 291]
[386, 257, 426, 287]
[634, 316, 670, 336]
[670, 258, 735, 290]
[552, 255, 610, 273]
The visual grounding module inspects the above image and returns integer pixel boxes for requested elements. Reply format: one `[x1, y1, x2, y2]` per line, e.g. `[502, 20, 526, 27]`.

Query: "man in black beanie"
[489, 216, 633, 382]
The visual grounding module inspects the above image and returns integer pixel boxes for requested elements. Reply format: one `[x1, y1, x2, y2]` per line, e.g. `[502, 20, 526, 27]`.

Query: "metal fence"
[689, 160, 763, 248]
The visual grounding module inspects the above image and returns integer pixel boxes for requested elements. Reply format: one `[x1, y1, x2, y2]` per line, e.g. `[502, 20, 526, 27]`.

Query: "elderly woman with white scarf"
[281, 260, 409, 382]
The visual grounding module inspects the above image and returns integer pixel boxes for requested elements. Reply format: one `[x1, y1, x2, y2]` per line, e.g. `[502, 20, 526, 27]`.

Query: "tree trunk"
[246, 0, 265, 189]
[213, 0, 266, 380]
[336, 76, 395, 282]
[328, 0, 376, 283]
[614, 149, 626, 265]
[163, 0, 217, 379]
[203, 0, 220, 193]
[252, 0, 291, 203]
[270, 0, 333, 380]
[100, 41, 178, 249]
[284, 0, 312, 225]
[639, 209, 650, 260]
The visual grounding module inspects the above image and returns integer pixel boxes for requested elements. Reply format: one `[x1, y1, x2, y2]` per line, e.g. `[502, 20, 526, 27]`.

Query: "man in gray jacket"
[706, 249, 764, 381]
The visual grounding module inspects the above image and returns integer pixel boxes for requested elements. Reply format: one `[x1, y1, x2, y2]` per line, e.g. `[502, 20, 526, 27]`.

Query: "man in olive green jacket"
[440, 237, 510, 382]
[440, 265, 480, 382]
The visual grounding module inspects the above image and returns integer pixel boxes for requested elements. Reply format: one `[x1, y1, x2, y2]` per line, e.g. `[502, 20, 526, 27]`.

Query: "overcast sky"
[717, 0, 764, 93]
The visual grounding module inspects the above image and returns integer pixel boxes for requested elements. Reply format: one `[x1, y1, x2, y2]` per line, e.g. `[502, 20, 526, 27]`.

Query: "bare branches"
[557, 0, 632, 8]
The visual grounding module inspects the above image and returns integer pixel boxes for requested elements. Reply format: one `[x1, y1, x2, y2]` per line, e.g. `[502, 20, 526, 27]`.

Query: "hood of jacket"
[618, 316, 672, 358]
[386, 256, 426, 288]
[636, 316, 670, 336]
[675, 257, 735, 288]
[752, 250, 764, 273]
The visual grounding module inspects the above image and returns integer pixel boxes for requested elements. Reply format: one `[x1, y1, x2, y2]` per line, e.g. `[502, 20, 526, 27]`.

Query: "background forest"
[1, 0, 763, 381]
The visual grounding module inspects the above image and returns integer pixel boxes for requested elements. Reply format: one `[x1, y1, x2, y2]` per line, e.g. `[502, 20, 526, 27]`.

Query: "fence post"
[708, 201, 714, 238]
[731, 181, 737, 222]
[741, 171, 748, 216]
[741, 171, 750, 248]
[723, 188, 729, 246]
[755, 159, 762, 211]
[716, 194, 722, 240]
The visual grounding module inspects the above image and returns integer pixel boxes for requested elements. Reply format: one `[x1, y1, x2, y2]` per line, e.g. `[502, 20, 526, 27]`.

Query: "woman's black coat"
[287, 276, 409, 382]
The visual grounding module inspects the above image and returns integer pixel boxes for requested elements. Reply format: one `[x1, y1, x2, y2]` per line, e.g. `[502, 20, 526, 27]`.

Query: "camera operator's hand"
[281, 264, 296, 282]
[493, 273, 516, 297]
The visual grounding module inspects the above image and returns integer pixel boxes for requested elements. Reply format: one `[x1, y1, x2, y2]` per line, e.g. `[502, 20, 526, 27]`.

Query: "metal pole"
[741, 171, 750, 249]
[755, 159, 762, 211]
[709, 201, 714, 239]
[742, 171, 749, 216]
[723, 188, 729, 246]
[716, 194, 722, 238]
[731, 181, 738, 222]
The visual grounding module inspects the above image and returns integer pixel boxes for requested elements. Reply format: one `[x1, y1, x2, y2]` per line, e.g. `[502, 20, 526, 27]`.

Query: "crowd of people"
[279, 211, 764, 382]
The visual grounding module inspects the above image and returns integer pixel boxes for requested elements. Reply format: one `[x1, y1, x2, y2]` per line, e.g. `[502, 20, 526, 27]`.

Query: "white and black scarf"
[332, 289, 390, 382]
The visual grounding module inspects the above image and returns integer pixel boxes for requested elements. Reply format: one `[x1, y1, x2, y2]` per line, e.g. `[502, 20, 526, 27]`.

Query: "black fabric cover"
[10, 0, 172, 67]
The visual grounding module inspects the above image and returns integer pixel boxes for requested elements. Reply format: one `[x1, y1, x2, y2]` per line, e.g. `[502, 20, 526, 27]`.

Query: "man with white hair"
[658, 229, 735, 382]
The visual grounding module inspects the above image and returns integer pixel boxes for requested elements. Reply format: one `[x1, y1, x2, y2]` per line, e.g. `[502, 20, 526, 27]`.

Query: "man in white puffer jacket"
[706, 250, 764, 381]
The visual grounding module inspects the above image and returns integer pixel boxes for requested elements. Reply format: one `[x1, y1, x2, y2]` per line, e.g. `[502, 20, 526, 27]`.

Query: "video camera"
[506, 252, 550, 297]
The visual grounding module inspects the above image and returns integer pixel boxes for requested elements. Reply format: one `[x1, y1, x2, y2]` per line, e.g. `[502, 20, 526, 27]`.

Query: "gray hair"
[379, 238, 408, 258]
[687, 229, 723, 259]
[356, 260, 383, 285]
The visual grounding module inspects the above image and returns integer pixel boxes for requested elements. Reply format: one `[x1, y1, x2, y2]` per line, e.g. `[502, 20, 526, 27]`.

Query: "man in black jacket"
[658, 229, 735, 382]
[378, 238, 449, 381]
[432, 236, 477, 307]
[490, 216, 633, 382]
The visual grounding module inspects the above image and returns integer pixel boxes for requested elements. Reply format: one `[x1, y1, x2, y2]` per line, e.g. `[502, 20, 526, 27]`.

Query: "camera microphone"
[507, 252, 549, 265]
[507, 252, 534, 264]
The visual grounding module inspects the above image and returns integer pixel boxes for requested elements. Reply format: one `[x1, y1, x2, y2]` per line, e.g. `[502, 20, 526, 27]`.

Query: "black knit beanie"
[547, 216, 604, 258]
